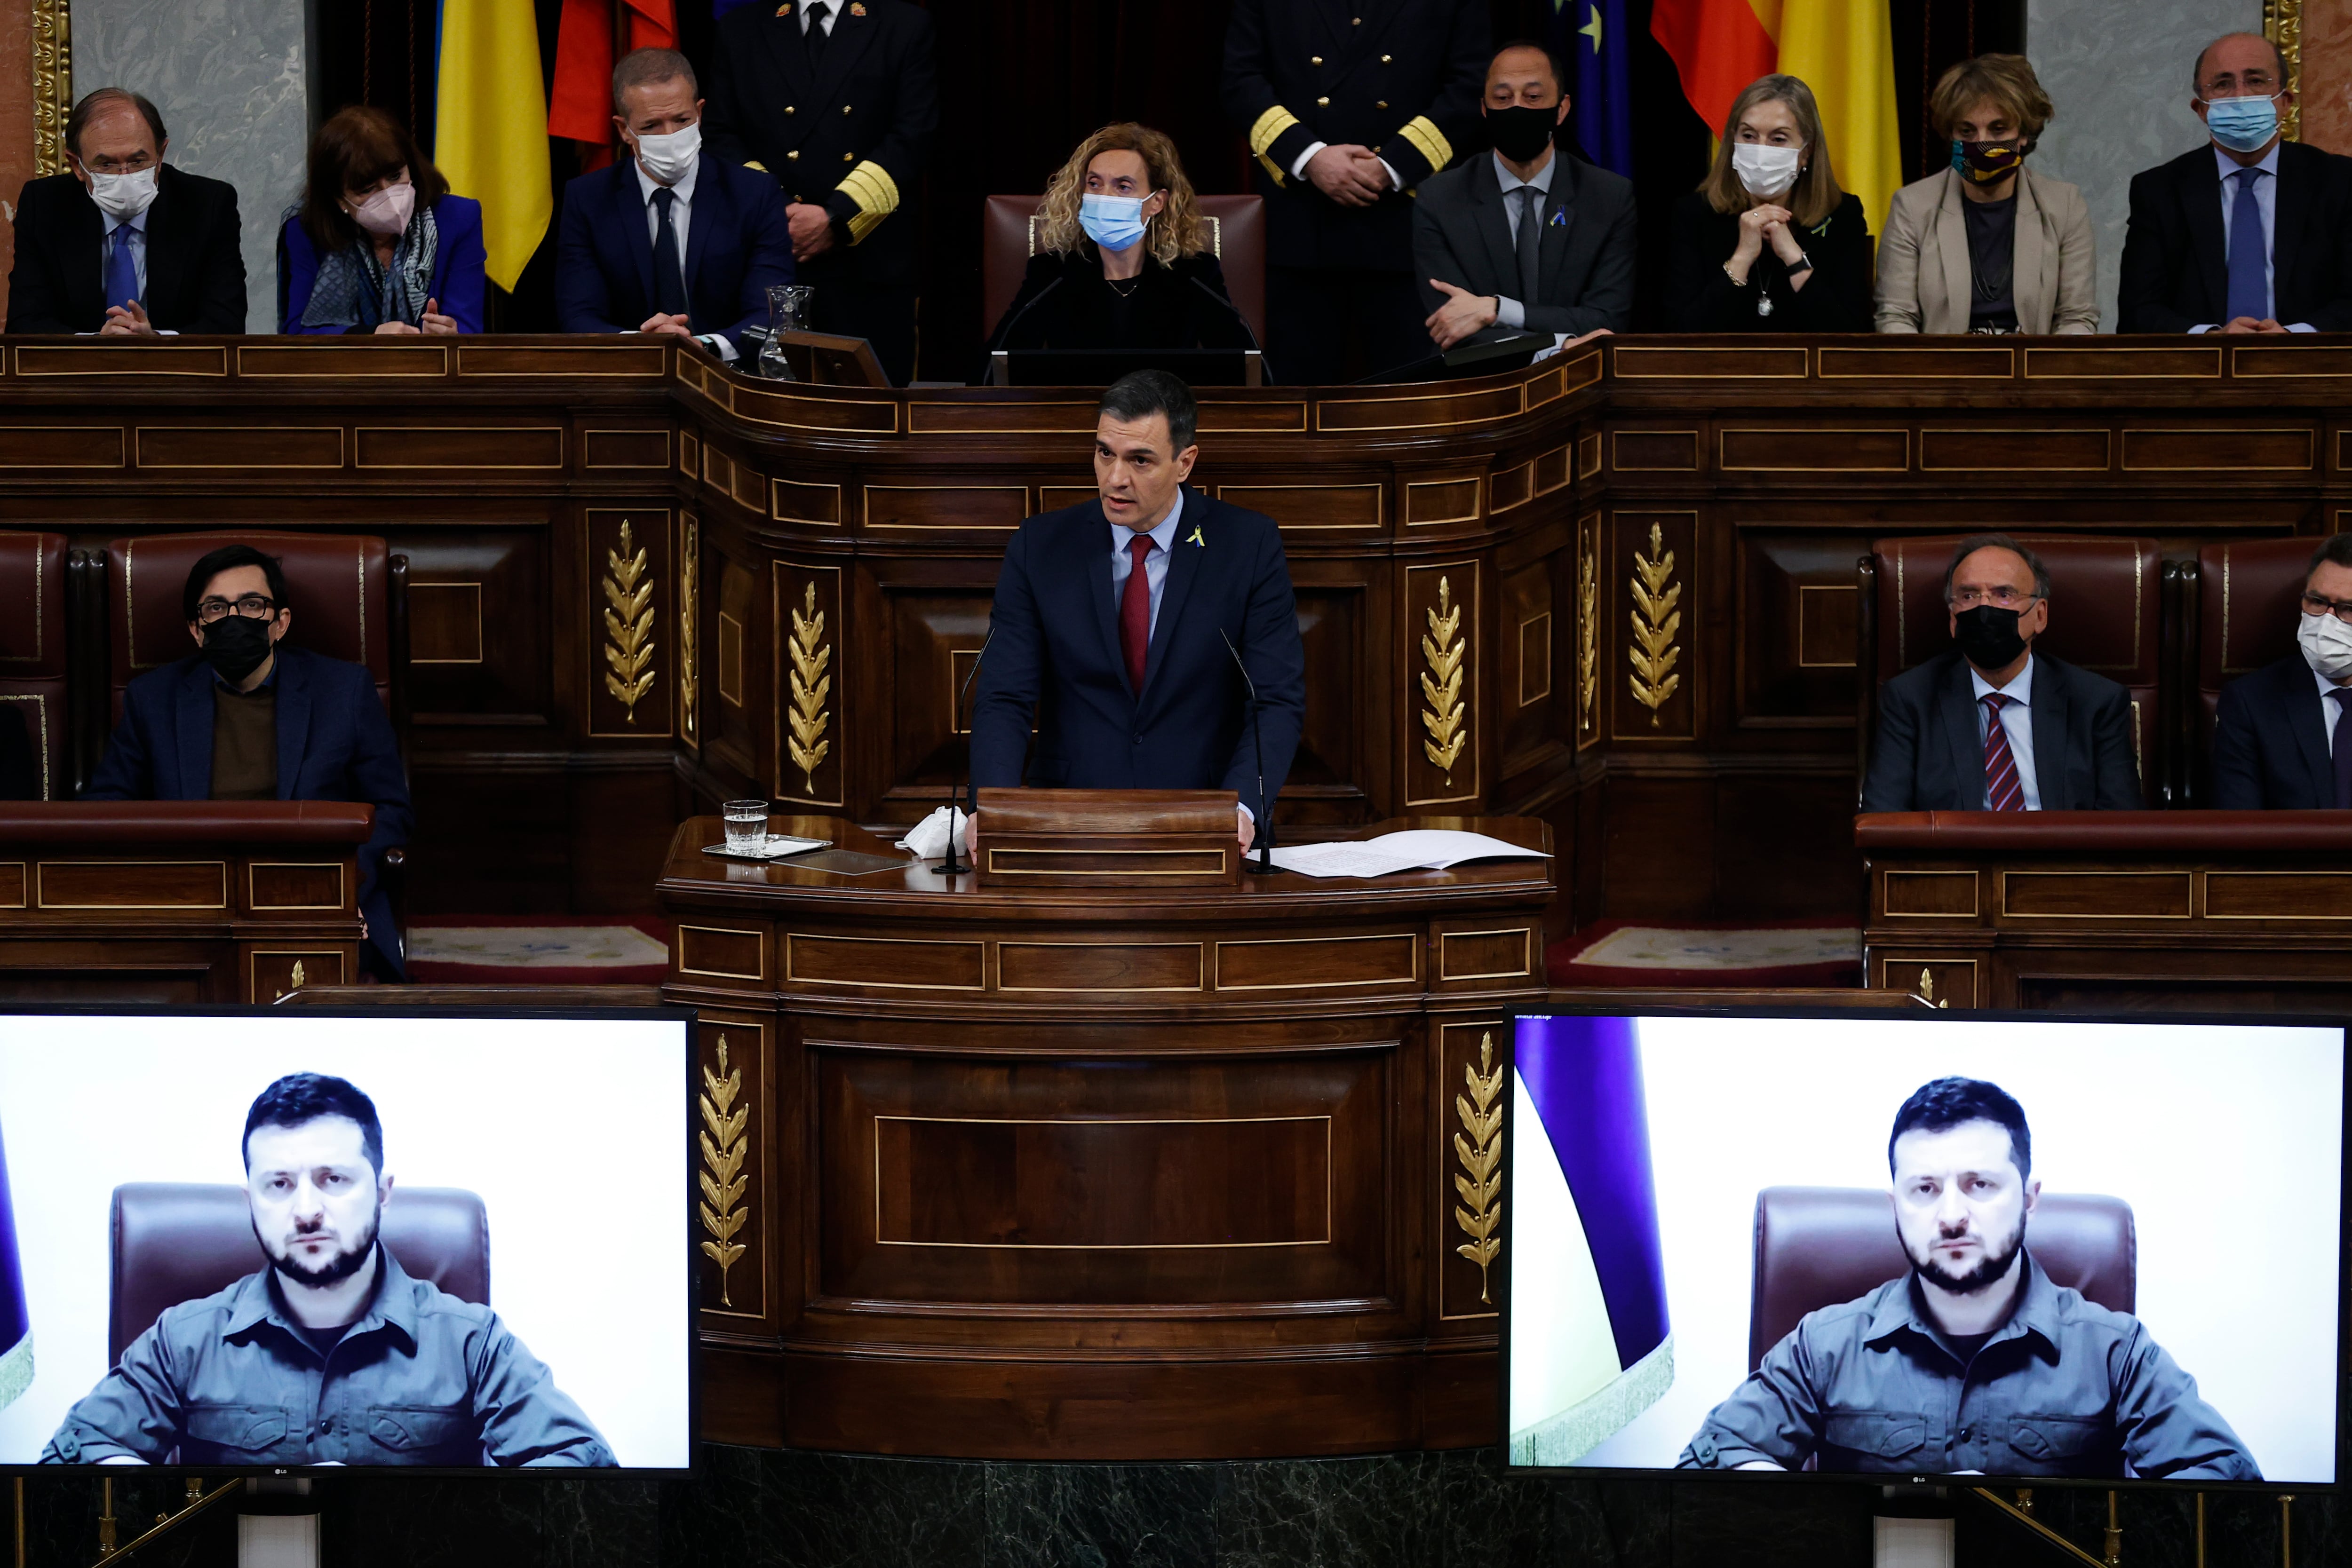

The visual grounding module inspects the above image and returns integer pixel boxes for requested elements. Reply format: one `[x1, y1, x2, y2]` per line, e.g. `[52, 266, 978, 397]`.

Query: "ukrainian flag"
[435, 0, 554, 292]
[0, 1119, 28, 1410]
[1510, 1014, 1670, 1463]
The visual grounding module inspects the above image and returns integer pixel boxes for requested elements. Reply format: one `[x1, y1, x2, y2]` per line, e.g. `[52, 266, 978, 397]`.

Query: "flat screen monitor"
[0, 1007, 692, 1473]
[1502, 1009, 2346, 1488]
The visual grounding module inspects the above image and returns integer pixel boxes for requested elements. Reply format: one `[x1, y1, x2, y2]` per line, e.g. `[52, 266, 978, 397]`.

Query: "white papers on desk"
[701, 834, 829, 861]
[1266, 829, 1550, 879]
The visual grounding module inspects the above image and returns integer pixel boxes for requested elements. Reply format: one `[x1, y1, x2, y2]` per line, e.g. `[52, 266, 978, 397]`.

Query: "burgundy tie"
[1119, 533, 1154, 693]
[1982, 693, 2024, 811]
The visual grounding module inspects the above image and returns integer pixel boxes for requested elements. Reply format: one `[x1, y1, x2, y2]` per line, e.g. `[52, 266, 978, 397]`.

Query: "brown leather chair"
[0, 531, 68, 798]
[109, 1182, 488, 1365]
[103, 531, 408, 730]
[981, 193, 1268, 348]
[2185, 536, 2321, 805]
[1748, 1186, 2135, 1371]
[1857, 534, 2165, 806]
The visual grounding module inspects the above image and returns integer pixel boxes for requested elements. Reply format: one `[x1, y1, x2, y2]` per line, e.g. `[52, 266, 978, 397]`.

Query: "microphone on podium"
[1221, 628, 1274, 875]
[938, 625, 994, 879]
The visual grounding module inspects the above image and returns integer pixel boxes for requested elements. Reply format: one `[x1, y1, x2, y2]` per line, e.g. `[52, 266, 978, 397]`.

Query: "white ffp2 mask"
[86, 166, 159, 222]
[1732, 143, 1803, 198]
[2298, 610, 2352, 683]
[634, 123, 702, 187]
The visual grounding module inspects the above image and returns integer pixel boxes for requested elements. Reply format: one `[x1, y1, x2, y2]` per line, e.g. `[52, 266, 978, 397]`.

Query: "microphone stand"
[1222, 629, 1274, 875]
[938, 626, 993, 878]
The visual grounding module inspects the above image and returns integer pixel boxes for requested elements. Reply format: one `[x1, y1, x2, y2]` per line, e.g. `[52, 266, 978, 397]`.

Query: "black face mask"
[1953, 604, 2029, 671]
[1487, 105, 1558, 165]
[201, 614, 275, 683]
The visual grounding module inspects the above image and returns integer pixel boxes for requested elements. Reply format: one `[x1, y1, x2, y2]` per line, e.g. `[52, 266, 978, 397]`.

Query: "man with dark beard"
[41, 1074, 612, 1465]
[1677, 1077, 2256, 1478]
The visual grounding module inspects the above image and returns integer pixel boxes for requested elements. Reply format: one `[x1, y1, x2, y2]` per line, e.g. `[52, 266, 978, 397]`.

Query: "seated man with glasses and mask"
[2118, 32, 2352, 334]
[85, 545, 413, 979]
[2213, 533, 2352, 809]
[1861, 534, 2141, 814]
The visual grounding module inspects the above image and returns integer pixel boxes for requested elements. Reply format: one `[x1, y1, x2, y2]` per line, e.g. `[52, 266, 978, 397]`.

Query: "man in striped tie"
[1861, 535, 2140, 813]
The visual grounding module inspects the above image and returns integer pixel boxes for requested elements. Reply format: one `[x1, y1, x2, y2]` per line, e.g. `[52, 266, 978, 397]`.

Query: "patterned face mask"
[1951, 138, 2027, 184]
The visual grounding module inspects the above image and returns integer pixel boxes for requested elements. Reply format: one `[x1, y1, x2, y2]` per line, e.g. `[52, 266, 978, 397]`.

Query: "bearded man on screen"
[1678, 1077, 2257, 1479]
[42, 1073, 612, 1467]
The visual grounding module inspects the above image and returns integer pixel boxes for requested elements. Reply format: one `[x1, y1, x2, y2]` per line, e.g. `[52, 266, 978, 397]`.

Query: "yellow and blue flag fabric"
[435, 0, 554, 292]
[1510, 1014, 1671, 1463]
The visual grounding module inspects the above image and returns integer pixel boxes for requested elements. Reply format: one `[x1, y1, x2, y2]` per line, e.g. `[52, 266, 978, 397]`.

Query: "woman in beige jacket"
[1875, 55, 2098, 335]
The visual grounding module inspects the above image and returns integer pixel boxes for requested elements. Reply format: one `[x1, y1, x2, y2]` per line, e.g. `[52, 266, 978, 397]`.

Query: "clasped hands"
[1304, 144, 1391, 208]
[370, 296, 459, 336]
[1727, 205, 1809, 285]
[2218, 317, 2292, 334]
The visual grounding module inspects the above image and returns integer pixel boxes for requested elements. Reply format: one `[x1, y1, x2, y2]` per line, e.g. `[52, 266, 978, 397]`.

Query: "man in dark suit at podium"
[2212, 533, 2352, 809]
[969, 371, 1306, 849]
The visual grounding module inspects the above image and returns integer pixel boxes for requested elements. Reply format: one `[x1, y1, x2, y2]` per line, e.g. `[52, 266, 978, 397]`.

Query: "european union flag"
[0, 1120, 27, 1411]
[1555, 0, 1634, 179]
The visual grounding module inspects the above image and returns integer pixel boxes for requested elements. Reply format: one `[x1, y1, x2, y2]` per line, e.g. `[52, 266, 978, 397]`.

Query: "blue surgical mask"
[1079, 193, 1150, 253]
[2205, 94, 2281, 154]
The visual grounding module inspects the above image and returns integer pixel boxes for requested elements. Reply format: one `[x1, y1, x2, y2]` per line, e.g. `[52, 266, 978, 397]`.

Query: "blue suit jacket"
[1860, 649, 2141, 812]
[2213, 653, 2341, 809]
[278, 195, 487, 334]
[84, 643, 413, 978]
[970, 490, 1306, 814]
[554, 156, 793, 351]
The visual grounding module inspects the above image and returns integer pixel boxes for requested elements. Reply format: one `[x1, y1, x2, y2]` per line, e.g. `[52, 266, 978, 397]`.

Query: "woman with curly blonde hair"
[985, 122, 1252, 369]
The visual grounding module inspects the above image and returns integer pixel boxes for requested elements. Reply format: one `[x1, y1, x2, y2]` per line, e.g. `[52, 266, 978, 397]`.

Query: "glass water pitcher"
[757, 285, 815, 380]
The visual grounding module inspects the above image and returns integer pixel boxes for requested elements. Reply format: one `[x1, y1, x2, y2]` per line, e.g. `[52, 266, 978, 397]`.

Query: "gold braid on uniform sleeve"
[1248, 106, 1303, 186]
[835, 160, 900, 244]
[1396, 116, 1451, 176]
[744, 160, 770, 173]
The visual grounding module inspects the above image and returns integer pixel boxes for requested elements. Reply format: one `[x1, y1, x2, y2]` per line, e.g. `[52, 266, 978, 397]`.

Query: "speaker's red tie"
[1120, 533, 1155, 693]
[1982, 693, 2024, 811]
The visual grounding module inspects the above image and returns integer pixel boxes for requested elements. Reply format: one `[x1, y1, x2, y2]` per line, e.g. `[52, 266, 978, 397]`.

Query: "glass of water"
[722, 800, 770, 854]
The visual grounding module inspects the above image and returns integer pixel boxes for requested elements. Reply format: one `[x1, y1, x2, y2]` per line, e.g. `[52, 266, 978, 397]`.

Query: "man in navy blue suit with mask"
[968, 371, 1306, 851]
[2213, 532, 2352, 808]
[555, 48, 793, 362]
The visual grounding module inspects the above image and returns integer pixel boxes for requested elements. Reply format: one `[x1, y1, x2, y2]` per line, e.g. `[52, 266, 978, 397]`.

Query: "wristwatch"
[1785, 251, 1815, 277]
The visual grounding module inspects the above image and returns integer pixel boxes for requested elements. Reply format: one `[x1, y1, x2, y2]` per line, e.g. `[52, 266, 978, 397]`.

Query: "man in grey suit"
[1860, 534, 2140, 814]
[1411, 40, 1635, 349]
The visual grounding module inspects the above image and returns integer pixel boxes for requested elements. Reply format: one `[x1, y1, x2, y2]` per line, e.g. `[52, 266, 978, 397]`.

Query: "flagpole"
[14, 1475, 23, 1568]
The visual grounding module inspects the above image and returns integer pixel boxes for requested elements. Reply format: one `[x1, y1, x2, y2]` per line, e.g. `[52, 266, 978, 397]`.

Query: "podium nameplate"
[974, 787, 1243, 888]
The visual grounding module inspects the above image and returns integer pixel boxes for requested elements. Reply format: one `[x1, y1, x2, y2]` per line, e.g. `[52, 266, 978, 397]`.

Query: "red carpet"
[1546, 919, 1861, 989]
[405, 915, 671, 985]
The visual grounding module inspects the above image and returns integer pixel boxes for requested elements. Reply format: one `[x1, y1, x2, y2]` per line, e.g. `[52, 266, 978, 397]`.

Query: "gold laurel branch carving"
[1918, 968, 1951, 1009]
[1420, 576, 1469, 782]
[2268, 0, 2302, 142]
[697, 1035, 751, 1307]
[1627, 522, 1682, 726]
[678, 519, 699, 746]
[787, 581, 833, 791]
[31, 0, 71, 179]
[1452, 1032, 1505, 1303]
[1577, 526, 1599, 737]
[601, 520, 658, 722]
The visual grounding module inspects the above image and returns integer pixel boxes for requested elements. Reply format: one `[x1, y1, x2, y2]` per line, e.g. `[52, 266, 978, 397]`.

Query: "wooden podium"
[0, 801, 371, 1001]
[658, 807, 1554, 1459]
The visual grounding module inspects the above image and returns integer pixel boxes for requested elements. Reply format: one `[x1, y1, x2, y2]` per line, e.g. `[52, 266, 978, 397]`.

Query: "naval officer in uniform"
[1222, 0, 1490, 383]
[704, 0, 939, 384]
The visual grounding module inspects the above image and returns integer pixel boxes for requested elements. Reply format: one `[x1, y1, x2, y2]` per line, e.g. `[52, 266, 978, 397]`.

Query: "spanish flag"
[548, 0, 680, 154]
[434, 0, 554, 293]
[1649, 0, 1902, 240]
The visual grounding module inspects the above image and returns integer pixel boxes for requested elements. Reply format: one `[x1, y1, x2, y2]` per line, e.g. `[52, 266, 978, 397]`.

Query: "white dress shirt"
[1969, 655, 2042, 810]
[2189, 141, 2317, 333]
[632, 155, 737, 360]
[2316, 663, 2350, 757]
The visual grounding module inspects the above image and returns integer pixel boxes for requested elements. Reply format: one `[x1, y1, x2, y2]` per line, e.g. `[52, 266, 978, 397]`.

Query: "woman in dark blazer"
[984, 122, 1252, 375]
[1664, 74, 1872, 333]
[280, 106, 485, 335]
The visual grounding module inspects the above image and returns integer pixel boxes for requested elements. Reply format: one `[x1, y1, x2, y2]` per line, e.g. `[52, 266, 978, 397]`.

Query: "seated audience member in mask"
[2212, 533, 2352, 808]
[1860, 534, 2140, 813]
[1410, 40, 1635, 351]
[5, 87, 246, 335]
[1876, 54, 2097, 335]
[983, 122, 1253, 377]
[281, 106, 485, 335]
[2118, 32, 2352, 333]
[1664, 73, 1872, 332]
[84, 546, 413, 979]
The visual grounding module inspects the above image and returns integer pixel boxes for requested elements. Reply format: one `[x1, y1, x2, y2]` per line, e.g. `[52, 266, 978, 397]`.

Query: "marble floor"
[12, 1448, 2339, 1567]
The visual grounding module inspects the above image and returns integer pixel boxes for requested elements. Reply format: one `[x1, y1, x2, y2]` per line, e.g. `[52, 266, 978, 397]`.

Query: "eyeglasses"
[78, 150, 155, 175]
[2302, 592, 2352, 624]
[2198, 72, 2280, 99]
[1947, 587, 2041, 610]
[194, 595, 278, 624]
